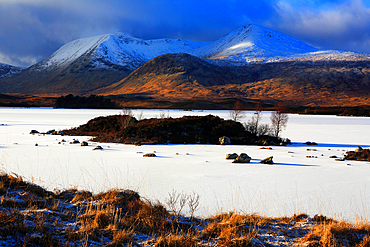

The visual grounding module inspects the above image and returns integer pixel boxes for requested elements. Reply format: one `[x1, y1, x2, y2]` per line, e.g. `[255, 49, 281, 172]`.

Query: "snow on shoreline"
[1, 107, 370, 222]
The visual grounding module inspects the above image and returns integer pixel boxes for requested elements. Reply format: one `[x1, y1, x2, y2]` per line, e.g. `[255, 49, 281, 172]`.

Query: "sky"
[0, 0, 370, 67]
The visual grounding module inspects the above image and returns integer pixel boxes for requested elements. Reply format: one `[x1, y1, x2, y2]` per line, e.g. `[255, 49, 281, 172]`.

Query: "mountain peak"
[192, 24, 318, 63]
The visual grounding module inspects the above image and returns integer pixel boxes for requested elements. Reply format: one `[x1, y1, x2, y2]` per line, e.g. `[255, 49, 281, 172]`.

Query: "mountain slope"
[100, 52, 370, 106]
[1, 23, 370, 106]
[192, 24, 319, 63]
[99, 53, 252, 99]
[0, 63, 24, 92]
[0, 33, 208, 95]
[0, 63, 23, 78]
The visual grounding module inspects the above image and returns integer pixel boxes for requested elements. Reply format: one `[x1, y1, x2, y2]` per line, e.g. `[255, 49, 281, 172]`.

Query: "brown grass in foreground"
[1, 173, 370, 246]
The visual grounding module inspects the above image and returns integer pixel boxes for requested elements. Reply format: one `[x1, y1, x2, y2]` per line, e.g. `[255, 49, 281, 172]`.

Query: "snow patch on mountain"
[192, 24, 319, 63]
[0, 63, 24, 78]
[93, 33, 209, 70]
[36, 32, 209, 71]
[38, 35, 110, 70]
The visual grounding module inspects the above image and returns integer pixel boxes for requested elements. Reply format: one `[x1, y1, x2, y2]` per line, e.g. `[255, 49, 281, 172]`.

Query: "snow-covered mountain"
[34, 33, 209, 72]
[31, 24, 326, 72]
[0, 63, 23, 78]
[192, 24, 319, 63]
[1, 23, 370, 99]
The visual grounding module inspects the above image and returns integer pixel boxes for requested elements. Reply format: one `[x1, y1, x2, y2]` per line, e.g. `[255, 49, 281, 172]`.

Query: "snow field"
[0, 107, 370, 222]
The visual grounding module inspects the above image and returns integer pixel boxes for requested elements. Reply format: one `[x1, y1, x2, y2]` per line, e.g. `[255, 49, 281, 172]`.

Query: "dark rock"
[355, 146, 363, 152]
[81, 141, 88, 146]
[30, 130, 39, 134]
[260, 156, 274, 164]
[304, 141, 318, 145]
[219, 136, 231, 145]
[143, 153, 156, 157]
[233, 153, 251, 163]
[93, 146, 103, 150]
[226, 153, 238, 159]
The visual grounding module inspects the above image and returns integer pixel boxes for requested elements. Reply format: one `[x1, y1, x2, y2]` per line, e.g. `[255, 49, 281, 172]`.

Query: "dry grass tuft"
[129, 200, 170, 235]
[71, 190, 93, 203]
[107, 229, 136, 246]
[299, 221, 370, 246]
[0, 173, 53, 198]
[202, 212, 258, 245]
[94, 189, 140, 206]
[153, 233, 198, 247]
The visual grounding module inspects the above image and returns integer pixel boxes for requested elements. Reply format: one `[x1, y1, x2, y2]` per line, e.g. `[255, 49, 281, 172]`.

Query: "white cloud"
[271, 0, 370, 52]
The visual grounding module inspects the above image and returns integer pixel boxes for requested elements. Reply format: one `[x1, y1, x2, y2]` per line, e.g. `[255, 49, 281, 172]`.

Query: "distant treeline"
[290, 106, 370, 117]
[54, 94, 120, 109]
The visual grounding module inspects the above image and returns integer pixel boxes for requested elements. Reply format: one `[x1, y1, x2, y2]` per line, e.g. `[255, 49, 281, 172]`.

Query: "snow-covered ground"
[0, 107, 369, 222]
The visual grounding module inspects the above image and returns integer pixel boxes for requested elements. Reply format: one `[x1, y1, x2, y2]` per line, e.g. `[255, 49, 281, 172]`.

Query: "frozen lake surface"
[1, 107, 370, 222]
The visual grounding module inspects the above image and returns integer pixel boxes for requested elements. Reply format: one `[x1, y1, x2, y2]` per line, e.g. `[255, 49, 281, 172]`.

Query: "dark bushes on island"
[345, 148, 370, 161]
[54, 94, 119, 109]
[63, 114, 290, 145]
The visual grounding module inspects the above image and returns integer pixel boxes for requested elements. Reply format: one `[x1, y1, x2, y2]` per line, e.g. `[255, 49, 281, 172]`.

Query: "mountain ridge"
[0, 24, 369, 106]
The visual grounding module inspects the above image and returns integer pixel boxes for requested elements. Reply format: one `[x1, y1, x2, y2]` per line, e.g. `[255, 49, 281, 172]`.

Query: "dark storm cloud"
[0, 0, 369, 67]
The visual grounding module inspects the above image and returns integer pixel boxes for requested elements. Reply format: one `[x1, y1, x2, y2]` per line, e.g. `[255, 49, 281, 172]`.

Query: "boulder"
[81, 141, 88, 146]
[226, 153, 238, 159]
[355, 146, 363, 152]
[93, 146, 103, 150]
[232, 153, 251, 163]
[260, 156, 274, 164]
[143, 153, 156, 157]
[30, 130, 39, 134]
[46, 129, 56, 134]
[304, 141, 318, 145]
[219, 136, 231, 145]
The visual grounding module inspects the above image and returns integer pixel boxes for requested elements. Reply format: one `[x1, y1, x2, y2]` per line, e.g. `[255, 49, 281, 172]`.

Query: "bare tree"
[270, 103, 289, 137]
[120, 108, 134, 128]
[247, 104, 262, 135]
[121, 108, 133, 117]
[229, 101, 245, 122]
[136, 111, 144, 121]
[187, 192, 200, 219]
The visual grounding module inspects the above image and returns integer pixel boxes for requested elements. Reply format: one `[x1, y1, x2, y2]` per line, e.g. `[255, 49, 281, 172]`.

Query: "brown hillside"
[99, 53, 370, 106]
[98, 53, 254, 100]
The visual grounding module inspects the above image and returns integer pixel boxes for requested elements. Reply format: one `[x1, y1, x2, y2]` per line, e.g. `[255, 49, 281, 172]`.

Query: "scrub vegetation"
[63, 114, 290, 146]
[1, 173, 370, 246]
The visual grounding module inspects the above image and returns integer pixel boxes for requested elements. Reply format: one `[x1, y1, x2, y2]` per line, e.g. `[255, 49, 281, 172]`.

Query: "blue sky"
[0, 0, 370, 67]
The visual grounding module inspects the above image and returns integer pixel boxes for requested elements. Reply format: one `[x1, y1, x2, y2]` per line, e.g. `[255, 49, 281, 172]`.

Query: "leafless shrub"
[165, 189, 180, 214]
[119, 108, 135, 129]
[165, 190, 200, 217]
[229, 101, 245, 122]
[158, 111, 169, 119]
[136, 111, 144, 121]
[270, 103, 289, 137]
[121, 108, 133, 117]
[187, 192, 200, 218]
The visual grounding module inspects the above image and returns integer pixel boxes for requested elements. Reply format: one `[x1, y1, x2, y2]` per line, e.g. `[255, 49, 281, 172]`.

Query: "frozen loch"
[0, 107, 370, 222]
